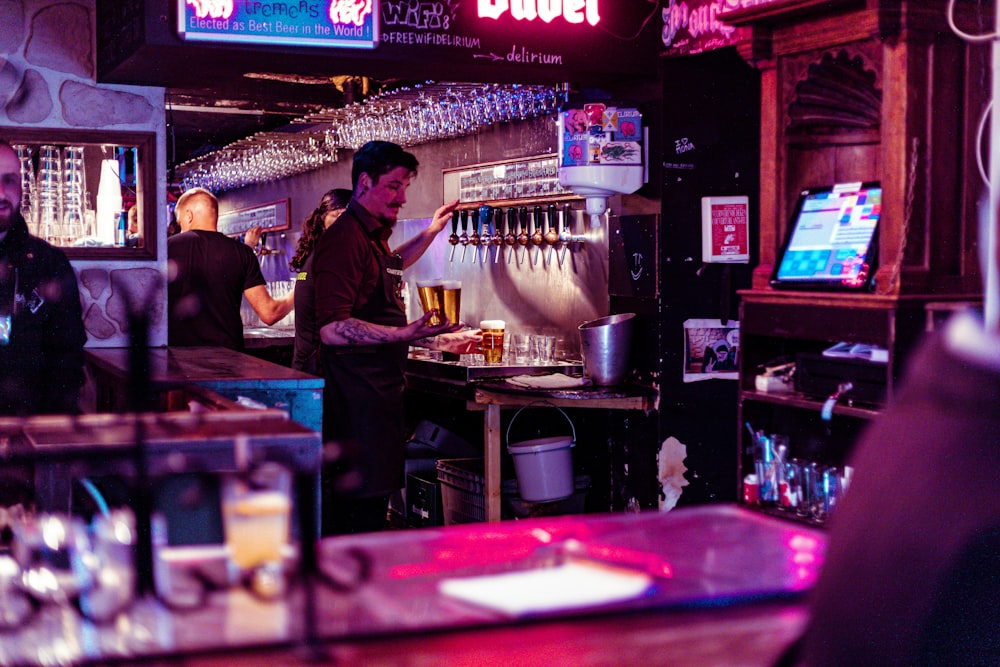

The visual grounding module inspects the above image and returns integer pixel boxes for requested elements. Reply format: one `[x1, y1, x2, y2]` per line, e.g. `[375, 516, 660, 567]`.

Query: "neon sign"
[178, 0, 379, 49]
[477, 0, 601, 26]
[329, 0, 374, 26]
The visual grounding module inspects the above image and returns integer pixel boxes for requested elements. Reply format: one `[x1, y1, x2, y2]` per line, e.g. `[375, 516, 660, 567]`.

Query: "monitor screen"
[771, 182, 881, 290]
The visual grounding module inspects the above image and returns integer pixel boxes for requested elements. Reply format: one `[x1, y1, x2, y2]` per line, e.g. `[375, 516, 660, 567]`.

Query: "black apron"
[320, 226, 408, 498]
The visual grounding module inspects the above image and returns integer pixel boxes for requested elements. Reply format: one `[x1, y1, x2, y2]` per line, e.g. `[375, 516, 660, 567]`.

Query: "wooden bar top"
[86, 347, 323, 389]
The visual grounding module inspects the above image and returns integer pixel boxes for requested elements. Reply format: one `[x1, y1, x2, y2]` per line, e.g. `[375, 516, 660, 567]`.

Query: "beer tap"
[557, 203, 573, 267]
[516, 206, 529, 265]
[487, 206, 503, 263]
[448, 209, 460, 262]
[255, 231, 283, 258]
[476, 205, 490, 264]
[468, 208, 481, 264]
[504, 207, 517, 264]
[544, 203, 559, 265]
[559, 203, 574, 245]
[530, 205, 544, 266]
[459, 209, 471, 262]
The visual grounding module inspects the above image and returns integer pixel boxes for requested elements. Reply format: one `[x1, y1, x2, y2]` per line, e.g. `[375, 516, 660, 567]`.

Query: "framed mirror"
[1, 127, 157, 260]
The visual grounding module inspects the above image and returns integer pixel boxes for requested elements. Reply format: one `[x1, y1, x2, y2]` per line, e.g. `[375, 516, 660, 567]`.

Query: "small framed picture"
[683, 319, 739, 382]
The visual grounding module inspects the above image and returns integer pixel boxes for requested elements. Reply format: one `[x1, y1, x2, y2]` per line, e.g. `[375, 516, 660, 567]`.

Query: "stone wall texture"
[0, 0, 168, 347]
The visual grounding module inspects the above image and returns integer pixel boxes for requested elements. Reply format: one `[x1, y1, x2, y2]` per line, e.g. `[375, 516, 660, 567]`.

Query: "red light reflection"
[787, 531, 824, 585]
[388, 519, 673, 582]
[389, 520, 594, 579]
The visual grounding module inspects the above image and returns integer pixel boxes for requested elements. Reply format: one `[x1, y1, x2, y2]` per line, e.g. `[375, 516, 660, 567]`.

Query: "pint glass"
[480, 319, 505, 365]
[222, 464, 292, 571]
[441, 280, 462, 325]
[416, 280, 444, 326]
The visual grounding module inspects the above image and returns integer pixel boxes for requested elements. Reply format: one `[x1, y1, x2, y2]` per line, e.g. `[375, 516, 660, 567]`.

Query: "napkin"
[439, 560, 653, 616]
[506, 373, 592, 389]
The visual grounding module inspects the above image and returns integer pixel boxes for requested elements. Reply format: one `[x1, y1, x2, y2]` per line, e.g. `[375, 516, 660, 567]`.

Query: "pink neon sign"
[186, 0, 233, 19]
[477, 0, 601, 26]
[330, 0, 374, 26]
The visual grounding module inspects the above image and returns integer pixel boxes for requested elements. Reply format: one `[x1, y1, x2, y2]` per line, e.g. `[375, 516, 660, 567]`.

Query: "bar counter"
[85, 346, 323, 432]
[1, 505, 824, 666]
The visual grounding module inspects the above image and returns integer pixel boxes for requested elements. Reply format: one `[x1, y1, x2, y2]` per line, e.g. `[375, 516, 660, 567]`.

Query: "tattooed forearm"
[321, 317, 403, 346]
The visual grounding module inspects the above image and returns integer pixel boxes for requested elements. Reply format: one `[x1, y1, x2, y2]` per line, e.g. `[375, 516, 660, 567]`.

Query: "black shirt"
[0, 212, 86, 415]
[291, 252, 318, 373]
[167, 230, 265, 350]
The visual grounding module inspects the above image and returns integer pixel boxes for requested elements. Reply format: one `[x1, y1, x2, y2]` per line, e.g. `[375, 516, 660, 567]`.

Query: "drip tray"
[407, 356, 584, 382]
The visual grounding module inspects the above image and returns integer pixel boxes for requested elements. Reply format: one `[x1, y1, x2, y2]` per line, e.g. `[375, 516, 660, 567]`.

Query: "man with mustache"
[0, 140, 86, 416]
[314, 141, 477, 535]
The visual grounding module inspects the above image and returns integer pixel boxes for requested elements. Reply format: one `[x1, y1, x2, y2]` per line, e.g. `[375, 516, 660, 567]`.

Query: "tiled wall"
[0, 0, 168, 347]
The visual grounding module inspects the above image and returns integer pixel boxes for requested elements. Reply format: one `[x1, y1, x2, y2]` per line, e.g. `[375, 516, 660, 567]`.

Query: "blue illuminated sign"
[178, 0, 379, 49]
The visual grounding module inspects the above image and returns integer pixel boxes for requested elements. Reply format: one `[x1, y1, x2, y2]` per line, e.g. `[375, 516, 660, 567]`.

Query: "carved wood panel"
[730, 0, 986, 297]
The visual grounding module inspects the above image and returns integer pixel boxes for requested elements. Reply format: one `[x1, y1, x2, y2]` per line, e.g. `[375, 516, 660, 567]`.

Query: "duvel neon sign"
[477, 0, 601, 26]
[178, 0, 378, 49]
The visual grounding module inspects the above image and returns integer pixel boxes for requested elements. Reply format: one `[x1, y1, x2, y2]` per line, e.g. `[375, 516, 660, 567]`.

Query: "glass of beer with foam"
[416, 279, 444, 326]
[480, 319, 505, 365]
[441, 280, 462, 325]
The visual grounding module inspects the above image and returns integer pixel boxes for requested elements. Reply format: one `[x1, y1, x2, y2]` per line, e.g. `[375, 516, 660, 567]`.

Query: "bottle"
[115, 209, 128, 247]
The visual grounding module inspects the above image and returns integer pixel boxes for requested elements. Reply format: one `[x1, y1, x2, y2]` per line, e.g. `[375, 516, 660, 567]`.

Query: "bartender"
[315, 141, 478, 535]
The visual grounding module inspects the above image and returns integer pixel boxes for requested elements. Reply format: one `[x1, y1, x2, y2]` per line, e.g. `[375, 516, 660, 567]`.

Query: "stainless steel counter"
[243, 325, 295, 349]
[406, 356, 584, 381]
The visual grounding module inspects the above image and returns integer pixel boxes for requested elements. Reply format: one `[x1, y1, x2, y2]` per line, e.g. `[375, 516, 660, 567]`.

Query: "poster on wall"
[683, 318, 739, 382]
[701, 195, 749, 264]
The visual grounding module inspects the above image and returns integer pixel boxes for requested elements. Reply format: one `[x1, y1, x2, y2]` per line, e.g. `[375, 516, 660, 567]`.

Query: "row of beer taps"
[448, 202, 584, 266]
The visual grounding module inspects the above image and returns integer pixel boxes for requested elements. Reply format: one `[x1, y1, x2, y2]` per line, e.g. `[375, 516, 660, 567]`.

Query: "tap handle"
[559, 204, 574, 242]
[479, 204, 493, 234]
[451, 209, 460, 235]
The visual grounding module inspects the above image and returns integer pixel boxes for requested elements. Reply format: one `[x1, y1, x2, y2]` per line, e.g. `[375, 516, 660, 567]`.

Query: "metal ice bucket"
[578, 313, 636, 386]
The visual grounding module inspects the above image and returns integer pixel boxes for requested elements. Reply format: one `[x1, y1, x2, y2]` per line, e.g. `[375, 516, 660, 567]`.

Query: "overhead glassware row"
[176, 82, 564, 193]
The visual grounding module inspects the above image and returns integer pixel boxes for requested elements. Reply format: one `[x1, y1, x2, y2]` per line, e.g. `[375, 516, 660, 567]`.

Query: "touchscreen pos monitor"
[770, 182, 881, 291]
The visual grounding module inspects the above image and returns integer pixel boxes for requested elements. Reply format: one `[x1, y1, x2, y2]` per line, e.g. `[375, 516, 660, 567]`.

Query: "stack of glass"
[62, 146, 87, 243]
[35, 145, 62, 244]
[14, 145, 35, 233]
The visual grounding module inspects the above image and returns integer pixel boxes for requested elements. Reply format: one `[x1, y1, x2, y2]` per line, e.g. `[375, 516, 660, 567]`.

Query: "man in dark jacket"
[0, 140, 87, 415]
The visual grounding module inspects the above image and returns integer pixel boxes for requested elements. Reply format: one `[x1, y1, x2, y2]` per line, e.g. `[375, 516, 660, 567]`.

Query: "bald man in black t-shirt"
[168, 187, 293, 350]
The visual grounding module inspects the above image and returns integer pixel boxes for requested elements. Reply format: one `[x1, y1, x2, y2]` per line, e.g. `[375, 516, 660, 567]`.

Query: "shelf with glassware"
[735, 290, 934, 526]
[4, 128, 157, 260]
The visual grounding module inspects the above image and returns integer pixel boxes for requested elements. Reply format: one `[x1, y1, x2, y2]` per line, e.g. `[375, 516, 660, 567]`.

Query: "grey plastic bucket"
[578, 313, 636, 386]
[506, 406, 575, 502]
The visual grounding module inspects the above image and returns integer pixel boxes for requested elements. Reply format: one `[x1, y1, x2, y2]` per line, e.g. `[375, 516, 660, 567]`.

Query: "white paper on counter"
[438, 560, 653, 616]
[506, 373, 591, 389]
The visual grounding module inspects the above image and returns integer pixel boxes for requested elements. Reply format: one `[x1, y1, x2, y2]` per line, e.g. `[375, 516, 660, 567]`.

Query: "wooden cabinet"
[722, 0, 988, 522]
[724, 0, 988, 295]
[736, 290, 929, 521]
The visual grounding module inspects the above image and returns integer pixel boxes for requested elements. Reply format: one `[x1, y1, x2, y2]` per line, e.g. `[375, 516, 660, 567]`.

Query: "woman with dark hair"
[290, 188, 353, 373]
